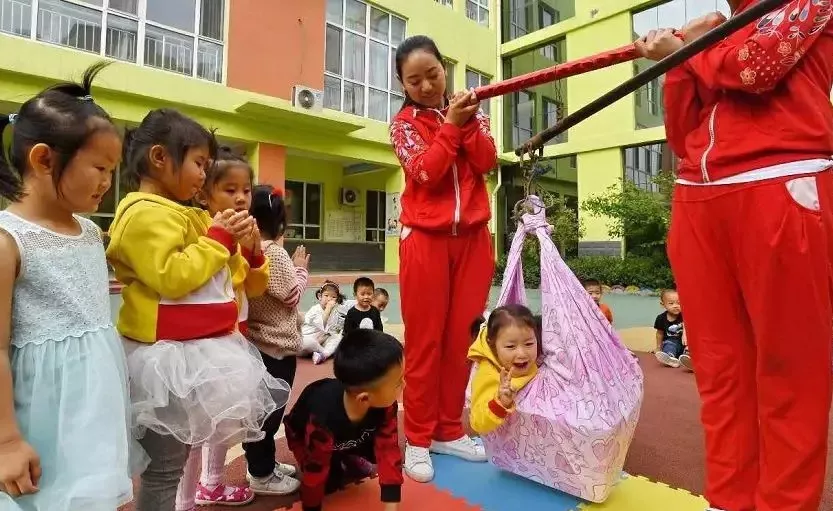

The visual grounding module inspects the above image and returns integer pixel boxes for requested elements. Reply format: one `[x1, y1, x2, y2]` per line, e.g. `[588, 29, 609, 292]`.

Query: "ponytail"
[251, 184, 287, 240]
[0, 115, 23, 202]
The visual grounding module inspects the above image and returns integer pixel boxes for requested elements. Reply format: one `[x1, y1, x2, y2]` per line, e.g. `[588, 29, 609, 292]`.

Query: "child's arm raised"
[0, 232, 40, 498]
[240, 226, 269, 298]
[469, 362, 513, 435]
[113, 207, 236, 300]
[373, 404, 404, 506]
[264, 245, 309, 306]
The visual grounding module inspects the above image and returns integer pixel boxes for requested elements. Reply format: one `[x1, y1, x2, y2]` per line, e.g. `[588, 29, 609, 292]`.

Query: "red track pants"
[668, 171, 833, 511]
[400, 225, 494, 447]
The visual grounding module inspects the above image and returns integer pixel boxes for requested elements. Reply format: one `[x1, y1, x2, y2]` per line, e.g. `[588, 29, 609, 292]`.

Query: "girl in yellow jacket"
[468, 305, 541, 435]
[106, 109, 290, 511]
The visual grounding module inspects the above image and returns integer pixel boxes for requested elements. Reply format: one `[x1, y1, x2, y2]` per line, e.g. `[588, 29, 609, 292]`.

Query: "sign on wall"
[385, 192, 401, 237]
[326, 210, 363, 242]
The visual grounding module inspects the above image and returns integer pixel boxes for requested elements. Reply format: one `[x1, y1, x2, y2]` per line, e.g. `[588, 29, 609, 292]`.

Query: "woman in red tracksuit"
[389, 35, 497, 483]
[636, 2, 833, 510]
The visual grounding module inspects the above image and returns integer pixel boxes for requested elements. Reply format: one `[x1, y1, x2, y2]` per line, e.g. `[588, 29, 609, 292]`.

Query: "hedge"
[494, 253, 674, 290]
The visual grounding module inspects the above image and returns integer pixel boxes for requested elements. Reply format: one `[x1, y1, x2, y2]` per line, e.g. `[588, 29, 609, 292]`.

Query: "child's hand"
[497, 366, 516, 409]
[324, 297, 336, 310]
[225, 210, 255, 242]
[0, 437, 41, 497]
[241, 225, 262, 255]
[292, 246, 310, 269]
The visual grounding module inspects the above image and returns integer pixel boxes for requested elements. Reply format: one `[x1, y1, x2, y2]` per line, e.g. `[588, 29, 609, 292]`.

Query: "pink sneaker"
[194, 483, 254, 506]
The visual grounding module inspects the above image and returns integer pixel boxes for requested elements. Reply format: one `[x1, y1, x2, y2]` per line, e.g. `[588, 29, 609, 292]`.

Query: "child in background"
[373, 288, 390, 313]
[284, 329, 404, 511]
[343, 277, 383, 335]
[583, 279, 613, 324]
[174, 148, 269, 508]
[0, 63, 146, 511]
[467, 305, 539, 435]
[242, 184, 309, 496]
[302, 281, 345, 365]
[654, 289, 691, 369]
[107, 109, 290, 511]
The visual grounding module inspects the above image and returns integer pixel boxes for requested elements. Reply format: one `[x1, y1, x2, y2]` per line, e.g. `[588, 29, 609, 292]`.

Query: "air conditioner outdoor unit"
[292, 85, 324, 112]
[341, 188, 359, 206]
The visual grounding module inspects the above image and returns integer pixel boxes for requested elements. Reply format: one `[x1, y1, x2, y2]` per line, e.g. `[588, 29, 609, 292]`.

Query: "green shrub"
[494, 251, 674, 290]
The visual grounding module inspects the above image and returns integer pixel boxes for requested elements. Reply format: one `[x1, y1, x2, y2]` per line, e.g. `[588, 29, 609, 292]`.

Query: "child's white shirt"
[302, 303, 341, 339]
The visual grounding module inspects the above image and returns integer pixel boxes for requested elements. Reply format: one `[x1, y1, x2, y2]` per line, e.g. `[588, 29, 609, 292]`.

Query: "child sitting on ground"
[284, 329, 404, 511]
[343, 277, 383, 335]
[583, 278, 613, 324]
[468, 305, 540, 435]
[302, 281, 346, 365]
[373, 288, 390, 317]
[653, 289, 692, 370]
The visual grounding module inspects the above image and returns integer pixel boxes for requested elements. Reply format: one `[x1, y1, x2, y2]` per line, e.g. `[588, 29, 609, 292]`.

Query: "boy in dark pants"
[653, 289, 691, 370]
[284, 329, 404, 511]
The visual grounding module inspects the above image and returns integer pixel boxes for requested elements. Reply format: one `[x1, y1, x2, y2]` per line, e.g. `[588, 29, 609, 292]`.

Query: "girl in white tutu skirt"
[106, 109, 291, 511]
[0, 63, 147, 511]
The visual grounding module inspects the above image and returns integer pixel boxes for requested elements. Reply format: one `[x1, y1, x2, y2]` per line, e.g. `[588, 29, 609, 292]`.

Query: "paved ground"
[109, 288, 833, 511]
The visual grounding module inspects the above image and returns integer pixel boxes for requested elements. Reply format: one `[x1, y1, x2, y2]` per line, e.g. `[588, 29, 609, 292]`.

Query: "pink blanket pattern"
[467, 196, 643, 503]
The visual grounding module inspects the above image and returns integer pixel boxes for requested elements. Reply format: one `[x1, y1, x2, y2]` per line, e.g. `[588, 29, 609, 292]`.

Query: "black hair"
[0, 61, 115, 202]
[394, 35, 445, 111]
[470, 315, 486, 340]
[205, 146, 253, 190]
[122, 108, 218, 190]
[250, 184, 287, 240]
[334, 329, 404, 388]
[315, 280, 345, 304]
[660, 288, 678, 302]
[582, 278, 602, 289]
[486, 304, 540, 355]
[373, 288, 389, 300]
[353, 276, 375, 294]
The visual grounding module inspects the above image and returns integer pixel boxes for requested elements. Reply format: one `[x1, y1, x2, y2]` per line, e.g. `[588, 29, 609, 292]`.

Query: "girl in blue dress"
[0, 62, 146, 511]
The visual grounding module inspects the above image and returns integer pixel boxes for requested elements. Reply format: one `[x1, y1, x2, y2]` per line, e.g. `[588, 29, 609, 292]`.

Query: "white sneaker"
[678, 353, 694, 372]
[655, 351, 680, 368]
[247, 467, 301, 496]
[430, 435, 487, 462]
[404, 444, 434, 483]
[276, 462, 298, 477]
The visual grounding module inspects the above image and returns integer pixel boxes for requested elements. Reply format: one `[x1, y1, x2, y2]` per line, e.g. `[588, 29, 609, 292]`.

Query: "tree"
[581, 170, 673, 259]
[541, 190, 583, 258]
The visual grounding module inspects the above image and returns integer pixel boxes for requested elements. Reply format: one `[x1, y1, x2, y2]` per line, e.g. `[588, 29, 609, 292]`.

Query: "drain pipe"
[491, 167, 503, 257]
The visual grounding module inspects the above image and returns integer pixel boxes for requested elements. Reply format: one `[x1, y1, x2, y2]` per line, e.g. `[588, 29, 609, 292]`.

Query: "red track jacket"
[389, 104, 497, 235]
[664, 0, 833, 183]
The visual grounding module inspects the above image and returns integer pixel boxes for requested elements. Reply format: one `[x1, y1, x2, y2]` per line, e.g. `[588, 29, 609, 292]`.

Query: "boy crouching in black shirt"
[284, 329, 404, 511]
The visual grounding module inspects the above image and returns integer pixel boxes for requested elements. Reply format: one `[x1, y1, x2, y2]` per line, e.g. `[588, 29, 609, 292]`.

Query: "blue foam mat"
[430, 454, 585, 511]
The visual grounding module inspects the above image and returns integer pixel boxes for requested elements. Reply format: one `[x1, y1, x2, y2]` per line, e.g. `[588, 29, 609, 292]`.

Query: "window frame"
[0, 0, 225, 82]
[465, 68, 491, 115]
[365, 189, 387, 243]
[285, 180, 323, 241]
[466, 0, 488, 26]
[323, 0, 406, 122]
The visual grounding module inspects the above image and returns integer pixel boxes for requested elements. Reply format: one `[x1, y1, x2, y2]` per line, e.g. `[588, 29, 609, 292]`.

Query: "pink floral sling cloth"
[466, 196, 644, 503]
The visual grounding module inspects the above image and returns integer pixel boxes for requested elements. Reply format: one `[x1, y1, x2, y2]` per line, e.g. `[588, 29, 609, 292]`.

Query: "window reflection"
[632, 0, 731, 129]
[501, 0, 574, 42]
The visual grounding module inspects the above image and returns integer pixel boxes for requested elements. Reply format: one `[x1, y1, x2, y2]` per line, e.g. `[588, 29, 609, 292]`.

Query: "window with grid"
[502, 0, 572, 43]
[623, 142, 677, 192]
[285, 181, 322, 240]
[631, 0, 731, 128]
[465, 68, 491, 115]
[365, 190, 386, 243]
[435, 0, 453, 7]
[0, 0, 224, 82]
[324, 0, 406, 122]
[466, 0, 489, 26]
[444, 60, 455, 97]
